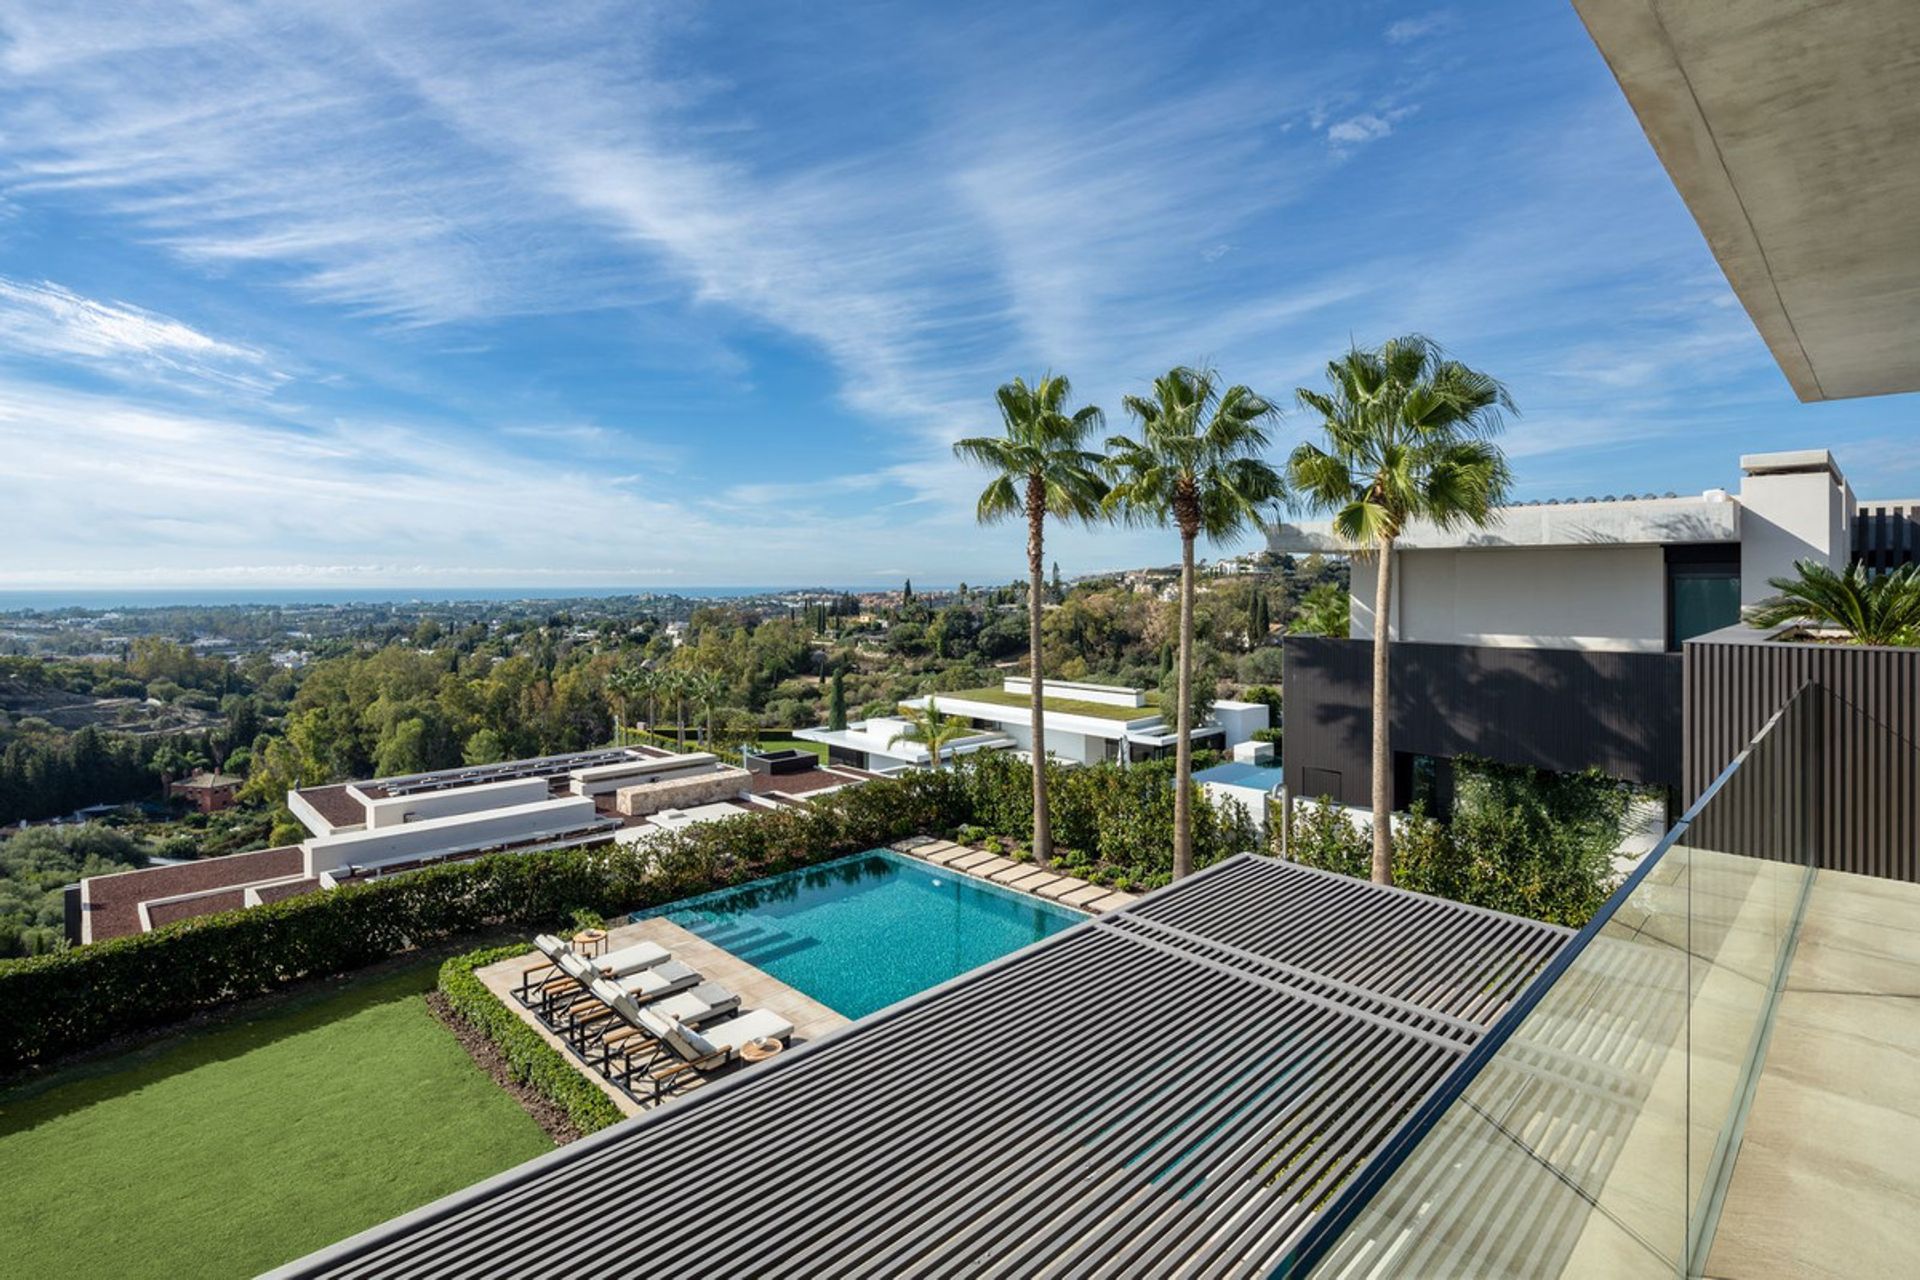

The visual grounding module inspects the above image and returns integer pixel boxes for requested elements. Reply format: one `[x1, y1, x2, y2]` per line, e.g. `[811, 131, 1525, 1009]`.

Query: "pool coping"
[887, 837, 1142, 913]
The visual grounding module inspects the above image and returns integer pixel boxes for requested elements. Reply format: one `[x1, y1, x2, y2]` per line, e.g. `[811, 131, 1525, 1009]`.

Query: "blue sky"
[1, 0, 1913, 591]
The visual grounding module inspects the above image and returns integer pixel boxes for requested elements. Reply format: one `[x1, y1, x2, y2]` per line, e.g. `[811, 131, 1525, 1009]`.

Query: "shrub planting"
[437, 945, 624, 1136]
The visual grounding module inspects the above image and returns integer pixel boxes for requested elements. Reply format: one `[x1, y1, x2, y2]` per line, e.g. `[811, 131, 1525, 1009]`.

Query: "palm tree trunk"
[1026, 476, 1053, 867]
[1370, 536, 1395, 885]
[1174, 529, 1197, 879]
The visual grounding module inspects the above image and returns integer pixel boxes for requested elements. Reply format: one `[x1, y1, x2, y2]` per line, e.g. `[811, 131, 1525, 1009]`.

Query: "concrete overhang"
[1573, 0, 1920, 401]
[1268, 493, 1740, 553]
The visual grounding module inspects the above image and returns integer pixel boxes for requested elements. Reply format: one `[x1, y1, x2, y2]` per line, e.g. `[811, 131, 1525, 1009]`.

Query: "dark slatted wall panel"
[1686, 638, 1920, 882]
[1854, 502, 1920, 572]
[1283, 638, 1683, 808]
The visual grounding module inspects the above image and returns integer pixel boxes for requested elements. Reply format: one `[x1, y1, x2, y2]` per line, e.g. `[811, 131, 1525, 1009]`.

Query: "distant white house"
[796, 678, 1269, 773]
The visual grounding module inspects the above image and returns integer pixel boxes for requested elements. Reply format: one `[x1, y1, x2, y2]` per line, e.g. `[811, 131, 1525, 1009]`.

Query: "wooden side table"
[572, 928, 608, 958]
[738, 1037, 785, 1064]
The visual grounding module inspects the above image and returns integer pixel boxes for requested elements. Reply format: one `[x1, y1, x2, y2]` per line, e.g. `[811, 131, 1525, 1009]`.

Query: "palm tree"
[1289, 582, 1351, 638]
[687, 671, 726, 748]
[954, 374, 1109, 865]
[606, 665, 646, 745]
[657, 669, 690, 751]
[1288, 335, 1513, 885]
[888, 698, 973, 770]
[1106, 367, 1284, 880]
[1747, 560, 1920, 646]
[636, 668, 662, 736]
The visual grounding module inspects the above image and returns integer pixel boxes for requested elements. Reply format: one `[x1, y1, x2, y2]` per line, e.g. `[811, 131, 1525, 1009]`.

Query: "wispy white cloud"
[1385, 11, 1455, 45]
[0, 277, 283, 393]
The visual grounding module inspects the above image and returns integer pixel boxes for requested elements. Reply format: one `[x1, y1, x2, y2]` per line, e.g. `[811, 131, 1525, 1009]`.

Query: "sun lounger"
[516, 933, 577, 1002]
[584, 981, 740, 1068]
[559, 962, 703, 1041]
[518, 935, 669, 1008]
[593, 939, 671, 977]
[635, 1008, 795, 1096]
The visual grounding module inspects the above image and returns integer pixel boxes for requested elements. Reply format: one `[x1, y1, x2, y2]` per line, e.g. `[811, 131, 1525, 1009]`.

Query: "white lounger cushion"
[649, 983, 738, 1027]
[618, 959, 699, 999]
[533, 934, 570, 961]
[669, 1008, 794, 1061]
[595, 940, 670, 977]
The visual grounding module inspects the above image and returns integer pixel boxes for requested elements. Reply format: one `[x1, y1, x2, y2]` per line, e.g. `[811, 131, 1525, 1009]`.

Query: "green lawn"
[925, 686, 1154, 722]
[751, 734, 829, 761]
[0, 960, 550, 1279]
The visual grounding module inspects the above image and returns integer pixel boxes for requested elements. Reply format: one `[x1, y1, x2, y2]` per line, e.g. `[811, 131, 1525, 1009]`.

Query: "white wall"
[1353, 546, 1670, 653]
[568, 754, 718, 797]
[1211, 701, 1270, 748]
[287, 788, 354, 838]
[363, 777, 551, 829]
[303, 796, 601, 876]
[1736, 454, 1853, 606]
[1001, 677, 1147, 708]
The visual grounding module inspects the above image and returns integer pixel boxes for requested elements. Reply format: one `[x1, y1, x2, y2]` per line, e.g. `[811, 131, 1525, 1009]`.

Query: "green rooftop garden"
[0, 958, 549, 1280]
[925, 686, 1155, 722]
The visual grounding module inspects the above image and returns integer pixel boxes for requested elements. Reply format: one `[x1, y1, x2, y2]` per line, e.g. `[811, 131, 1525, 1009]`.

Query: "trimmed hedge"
[438, 945, 623, 1135]
[0, 770, 968, 1072]
[0, 752, 1251, 1071]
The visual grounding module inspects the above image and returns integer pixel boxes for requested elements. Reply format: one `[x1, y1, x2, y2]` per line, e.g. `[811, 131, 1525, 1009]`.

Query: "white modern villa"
[795, 677, 1270, 772]
[70, 746, 869, 944]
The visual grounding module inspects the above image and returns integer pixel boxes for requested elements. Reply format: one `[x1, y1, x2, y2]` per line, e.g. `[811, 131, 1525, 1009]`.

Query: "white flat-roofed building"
[798, 678, 1270, 771]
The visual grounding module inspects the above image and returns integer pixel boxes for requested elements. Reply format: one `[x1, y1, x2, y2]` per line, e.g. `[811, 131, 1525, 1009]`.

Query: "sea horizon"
[0, 584, 905, 613]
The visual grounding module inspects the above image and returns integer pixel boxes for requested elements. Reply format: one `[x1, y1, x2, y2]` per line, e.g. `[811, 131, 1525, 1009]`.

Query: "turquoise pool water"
[632, 850, 1083, 1018]
[1193, 761, 1285, 790]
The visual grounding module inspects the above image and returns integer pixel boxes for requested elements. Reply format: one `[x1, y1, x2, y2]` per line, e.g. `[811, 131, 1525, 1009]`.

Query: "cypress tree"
[828, 670, 848, 731]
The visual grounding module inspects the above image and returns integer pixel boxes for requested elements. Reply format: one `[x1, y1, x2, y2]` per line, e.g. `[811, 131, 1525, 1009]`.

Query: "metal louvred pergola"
[274, 855, 1569, 1280]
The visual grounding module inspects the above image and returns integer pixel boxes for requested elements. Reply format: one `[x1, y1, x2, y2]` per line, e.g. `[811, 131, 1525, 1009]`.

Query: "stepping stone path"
[890, 839, 1141, 915]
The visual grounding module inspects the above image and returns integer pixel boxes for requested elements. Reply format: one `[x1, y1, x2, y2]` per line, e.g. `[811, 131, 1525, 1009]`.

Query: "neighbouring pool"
[1193, 761, 1285, 790]
[631, 850, 1084, 1018]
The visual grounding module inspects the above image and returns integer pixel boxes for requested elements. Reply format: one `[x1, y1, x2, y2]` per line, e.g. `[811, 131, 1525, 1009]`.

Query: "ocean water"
[0, 586, 868, 613]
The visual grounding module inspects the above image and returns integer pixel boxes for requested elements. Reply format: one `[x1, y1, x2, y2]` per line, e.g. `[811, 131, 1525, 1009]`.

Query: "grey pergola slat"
[274, 855, 1568, 1280]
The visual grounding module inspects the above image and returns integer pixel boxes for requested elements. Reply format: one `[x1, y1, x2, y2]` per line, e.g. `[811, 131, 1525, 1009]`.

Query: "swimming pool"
[632, 850, 1084, 1018]
[1193, 761, 1285, 790]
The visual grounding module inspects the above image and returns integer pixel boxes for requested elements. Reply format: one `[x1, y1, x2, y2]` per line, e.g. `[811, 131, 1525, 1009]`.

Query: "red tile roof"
[83, 845, 305, 942]
[295, 784, 368, 829]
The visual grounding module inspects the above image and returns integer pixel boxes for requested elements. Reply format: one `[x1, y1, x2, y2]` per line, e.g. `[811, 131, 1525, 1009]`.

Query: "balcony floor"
[1705, 868, 1920, 1279]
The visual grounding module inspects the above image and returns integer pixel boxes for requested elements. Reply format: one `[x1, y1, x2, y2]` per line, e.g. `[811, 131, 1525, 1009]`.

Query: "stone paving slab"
[475, 915, 850, 1117]
[1059, 884, 1111, 908]
[964, 855, 1022, 879]
[923, 846, 974, 866]
[997, 868, 1055, 890]
[989, 862, 1043, 884]
[1035, 878, 1085, 901]
[1086, 892, 1136, 912]
[948, 849, 1000, 871]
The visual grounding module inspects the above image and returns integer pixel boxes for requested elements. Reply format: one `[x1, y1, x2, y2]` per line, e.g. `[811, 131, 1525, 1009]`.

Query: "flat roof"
[1269, 491, 1740, 554]
[919, 687, 1160, 723]
[274, 855, 1568, 1278]
[1574, 0, 1920, 401]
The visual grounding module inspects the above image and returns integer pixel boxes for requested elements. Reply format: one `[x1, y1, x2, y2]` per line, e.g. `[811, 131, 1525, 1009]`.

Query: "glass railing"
[1287, 683, 1829, 1278]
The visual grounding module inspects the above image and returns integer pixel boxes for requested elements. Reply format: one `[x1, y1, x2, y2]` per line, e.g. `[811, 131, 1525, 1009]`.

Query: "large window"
[1667, 546, 1741, 650]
